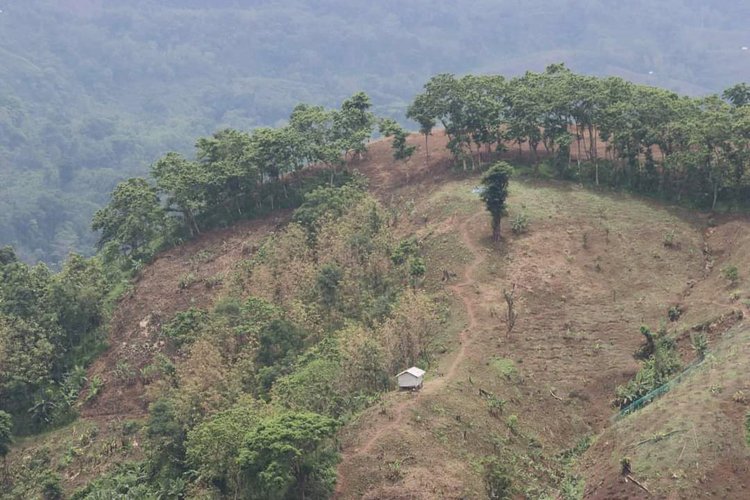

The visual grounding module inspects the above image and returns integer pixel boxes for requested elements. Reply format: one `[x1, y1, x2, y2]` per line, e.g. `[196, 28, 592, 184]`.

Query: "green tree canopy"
[91, 178, 167, 259]
[237, 411, 339, 500]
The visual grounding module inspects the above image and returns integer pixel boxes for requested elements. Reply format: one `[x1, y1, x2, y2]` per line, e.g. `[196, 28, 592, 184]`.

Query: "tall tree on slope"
[480, 162, 513, 242]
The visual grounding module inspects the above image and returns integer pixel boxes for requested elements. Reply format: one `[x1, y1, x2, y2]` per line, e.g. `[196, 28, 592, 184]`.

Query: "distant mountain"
[1, 0, 749, 263]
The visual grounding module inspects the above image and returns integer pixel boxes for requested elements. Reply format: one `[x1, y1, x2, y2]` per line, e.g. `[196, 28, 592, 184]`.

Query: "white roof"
[397, 367, 425, 378]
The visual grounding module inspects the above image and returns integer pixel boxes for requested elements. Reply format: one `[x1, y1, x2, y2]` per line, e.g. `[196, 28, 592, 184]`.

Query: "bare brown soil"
[333, 133, 750, 498]
[81, 214, 287, 418]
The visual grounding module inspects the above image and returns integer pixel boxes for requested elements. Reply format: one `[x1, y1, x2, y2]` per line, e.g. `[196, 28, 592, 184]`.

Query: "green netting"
[616, 359, 704, 420]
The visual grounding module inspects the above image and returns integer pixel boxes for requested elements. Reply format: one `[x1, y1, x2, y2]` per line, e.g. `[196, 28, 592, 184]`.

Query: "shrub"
[40, 471, 64, 500]
[483, 456, 513, 499]
[386, 459, 404, 481]
[122, 420, 141, 436]
[190, 249, 216, 266]
[86, 375, 104, 402]
[486, 395, 506, 418]
[510, 212, 529, 235]
[722, 265, 739, 284]
[139, 363, 161, 385]
[668, 305, 682, 322]
[177, 272, 199, 290]
[560, 475, 586, 500]
[662, 229, 676, 248]
[745, 412, 750, 447]
[506, 414, 519, 434]
[203, 274, 223, 289]
[620, 456, 632, 475]
[691, 332, 708, 360]
[616, 326, 681, 408]
[112, 361, 137, 385]
[213, 296, 242, 318]
[409, 257, 426, 289]
[391, 238, 419, 266]
[316, 263, 343, 309]
[71, 462, 159, 499]
[489, 357, 516, 379]
[733, 390, 748, 404]
[161, 308, 207, 347]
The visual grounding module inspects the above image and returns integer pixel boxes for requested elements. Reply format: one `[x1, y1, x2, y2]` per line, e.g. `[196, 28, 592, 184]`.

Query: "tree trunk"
[185, 208, 200, 236]
[712, 181, 719, 210]
[595, 162, 599, 185]
[492, 217, 501, 242]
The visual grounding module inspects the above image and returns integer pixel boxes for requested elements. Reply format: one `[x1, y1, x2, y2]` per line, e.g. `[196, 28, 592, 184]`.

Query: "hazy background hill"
[1, 0, 749, 264]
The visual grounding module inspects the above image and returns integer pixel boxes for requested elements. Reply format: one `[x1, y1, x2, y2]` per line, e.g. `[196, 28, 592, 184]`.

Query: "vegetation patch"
[489, 357, 517, 379]
[615, 326, 682, 410]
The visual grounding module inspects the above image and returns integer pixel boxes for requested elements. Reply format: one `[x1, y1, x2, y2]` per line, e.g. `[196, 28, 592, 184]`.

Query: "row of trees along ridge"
[407, 64, 750, 209]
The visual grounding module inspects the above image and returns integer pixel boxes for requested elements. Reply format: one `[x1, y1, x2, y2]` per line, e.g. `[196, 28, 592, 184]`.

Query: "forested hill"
[2, 0, 750, 264]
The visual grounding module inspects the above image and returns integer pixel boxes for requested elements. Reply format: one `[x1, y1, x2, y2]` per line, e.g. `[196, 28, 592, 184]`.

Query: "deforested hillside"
[2, 66, 750, 498]
[4, 130, 749, 499]
[335, 146, 750, 498]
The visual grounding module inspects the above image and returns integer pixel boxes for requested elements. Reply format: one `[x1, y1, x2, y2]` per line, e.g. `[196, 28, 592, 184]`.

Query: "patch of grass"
[489, 357, 517, 379]
[506, 414, 519, 434]
[203, 273, 224, 289]
[558, 435, 593, 465]
[386, 459, 405, 481]
[560, 475, 585, 500]
[189, 248, 216, 267]
[178, 272, 199, 290]
[421, 232, 472, 291]
[111, 361, 136, 386]
[426, 181, 481, 218]
[511, 212, 530, 235]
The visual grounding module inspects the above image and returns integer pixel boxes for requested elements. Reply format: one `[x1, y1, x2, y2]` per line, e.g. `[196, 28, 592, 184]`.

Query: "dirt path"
[334, 213, 486, 498]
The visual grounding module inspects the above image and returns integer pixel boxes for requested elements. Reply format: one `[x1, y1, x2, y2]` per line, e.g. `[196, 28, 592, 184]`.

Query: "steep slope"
[580, 219, 750, 499]
[81, 214, 287, 420]
[334, 136, 750, 498]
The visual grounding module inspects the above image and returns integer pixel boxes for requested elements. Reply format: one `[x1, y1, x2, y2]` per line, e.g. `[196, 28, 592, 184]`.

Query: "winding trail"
[334, 214, 486, 498]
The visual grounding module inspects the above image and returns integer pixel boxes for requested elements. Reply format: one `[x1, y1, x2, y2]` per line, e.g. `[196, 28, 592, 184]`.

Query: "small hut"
[396, 367, 425, 390]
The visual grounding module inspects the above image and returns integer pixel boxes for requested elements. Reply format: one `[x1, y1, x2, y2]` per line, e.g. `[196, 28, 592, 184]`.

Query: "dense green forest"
[2, 0, 750, 264]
